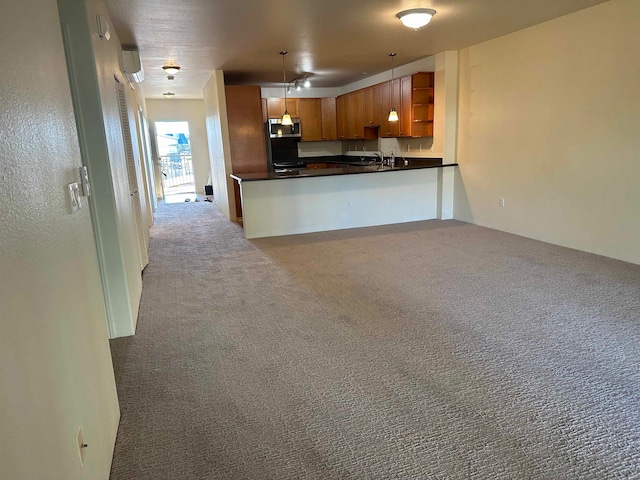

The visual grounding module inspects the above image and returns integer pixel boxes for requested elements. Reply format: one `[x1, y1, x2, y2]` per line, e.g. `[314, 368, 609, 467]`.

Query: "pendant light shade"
[280, 51, 293, 126]
[388, 53, 399, 122]
[396, 8, 436, 30]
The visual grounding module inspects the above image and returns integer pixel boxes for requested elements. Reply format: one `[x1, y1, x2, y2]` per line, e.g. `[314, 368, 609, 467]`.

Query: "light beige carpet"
[109, 201, 640, 479]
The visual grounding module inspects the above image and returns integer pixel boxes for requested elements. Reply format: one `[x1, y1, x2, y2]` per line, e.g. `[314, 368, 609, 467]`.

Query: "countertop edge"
[231, 163, 458, 182]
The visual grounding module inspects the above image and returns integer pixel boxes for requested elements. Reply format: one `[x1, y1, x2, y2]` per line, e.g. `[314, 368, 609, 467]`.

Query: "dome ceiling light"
[163, 92, 175, 99]
[162, 63, 181, 75]
[396, 8, 436, 30]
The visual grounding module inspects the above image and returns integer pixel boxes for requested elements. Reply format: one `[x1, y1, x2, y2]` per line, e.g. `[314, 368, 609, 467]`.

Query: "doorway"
[155, 121, 195, 196]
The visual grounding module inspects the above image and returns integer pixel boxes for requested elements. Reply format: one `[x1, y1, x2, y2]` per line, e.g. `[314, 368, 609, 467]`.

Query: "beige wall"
[454, 0, 640, 265]
[0, 0, 119, 478]
[203, 71, 236, 219]
[146, 99, 212, 194]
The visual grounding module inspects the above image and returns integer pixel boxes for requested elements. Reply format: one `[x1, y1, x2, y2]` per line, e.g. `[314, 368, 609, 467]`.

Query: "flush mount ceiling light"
[396, 8, 436, 30]
[388, 53, 399, 122]
[162, 63, 181, 75]
[280, 51, 293, 126]
[163, 92, 175, 99]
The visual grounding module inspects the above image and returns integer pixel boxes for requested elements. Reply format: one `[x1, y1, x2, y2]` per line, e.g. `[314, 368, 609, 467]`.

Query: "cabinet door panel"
[266, 98, 283, 118]
[298, 98, 322, 142]
[346, 90, 364, 139]
[320, 97, 337, 141]
[336, 95, 347, 140]
[400, 75, 412, 137]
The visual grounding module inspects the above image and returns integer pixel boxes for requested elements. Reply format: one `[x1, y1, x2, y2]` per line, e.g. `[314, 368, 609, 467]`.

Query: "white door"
[116, 81, 149, 269]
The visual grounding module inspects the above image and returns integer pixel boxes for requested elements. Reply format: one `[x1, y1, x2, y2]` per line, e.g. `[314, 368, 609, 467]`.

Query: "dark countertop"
[231, 159, 456, 182]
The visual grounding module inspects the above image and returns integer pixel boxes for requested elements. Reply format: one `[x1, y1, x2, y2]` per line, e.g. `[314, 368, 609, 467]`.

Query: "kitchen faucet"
[374, 151, 384, 166]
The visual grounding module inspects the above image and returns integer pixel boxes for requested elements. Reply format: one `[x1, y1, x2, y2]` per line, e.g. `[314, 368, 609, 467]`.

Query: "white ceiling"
[104, 0, 608, 99]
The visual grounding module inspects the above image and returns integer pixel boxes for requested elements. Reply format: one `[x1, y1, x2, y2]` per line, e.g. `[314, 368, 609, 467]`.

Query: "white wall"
[203, 70, 236, 219]
[0, 0, 119, 478]
[239, 169, 440, 239]
[454, 0, 640, 265]
[146, 99, 211, 194]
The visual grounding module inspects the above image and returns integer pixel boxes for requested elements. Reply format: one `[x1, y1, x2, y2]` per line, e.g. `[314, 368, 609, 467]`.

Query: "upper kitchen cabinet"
[346, 90, 365, 139]
[411, 72, 435, 138]
[320, 97, 338, 141]
[337, 90, 370, 140]
[336, 95, 347, 140]
[363, 87, 376, 127]
[400, 76, 412, 137]
[297, 97, 338, 142]
[266, 98, 299, 118]
[298, 98, 323, 142]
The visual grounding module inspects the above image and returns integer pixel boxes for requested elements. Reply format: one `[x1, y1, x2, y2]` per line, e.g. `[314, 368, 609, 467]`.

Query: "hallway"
[109, 201, 640, 479]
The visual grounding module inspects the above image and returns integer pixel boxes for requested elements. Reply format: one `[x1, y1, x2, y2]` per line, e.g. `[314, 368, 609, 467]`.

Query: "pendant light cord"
[281, 51, 288, 102]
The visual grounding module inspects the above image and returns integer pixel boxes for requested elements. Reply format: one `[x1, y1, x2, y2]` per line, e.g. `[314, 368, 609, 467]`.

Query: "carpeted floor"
[109, 201, 640, 479]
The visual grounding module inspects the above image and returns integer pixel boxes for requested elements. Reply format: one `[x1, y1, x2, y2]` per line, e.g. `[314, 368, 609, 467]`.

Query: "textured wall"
[0, 0, 119, 478]
[146, 99, 212, 194]
[454, 0, 640, 265]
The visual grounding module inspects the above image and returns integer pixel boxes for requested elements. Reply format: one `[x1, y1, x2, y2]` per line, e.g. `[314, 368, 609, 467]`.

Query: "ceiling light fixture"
[396, 8, 436, 30]
[280, 51, 292, 126]
[163, 92, 175, 99]
[162, 63, 181, 75]
[388, 53, 399, 122]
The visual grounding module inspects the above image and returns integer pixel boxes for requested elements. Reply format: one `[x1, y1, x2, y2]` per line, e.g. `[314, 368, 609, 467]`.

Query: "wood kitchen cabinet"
[363, 87, 375, 127]
[336, 95, 347, 139]
[399, 75, 412, 137]
[225, 85, 268, 219]
[346, 90, 365, 139]
[320, 97, 337, 141]
[266, 98, 299, 118]
[298, 98, 323, 142]
[411, 72, 435, 137]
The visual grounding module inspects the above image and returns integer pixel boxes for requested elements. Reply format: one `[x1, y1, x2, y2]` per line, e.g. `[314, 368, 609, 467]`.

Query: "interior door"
[116, 81, 149, 269]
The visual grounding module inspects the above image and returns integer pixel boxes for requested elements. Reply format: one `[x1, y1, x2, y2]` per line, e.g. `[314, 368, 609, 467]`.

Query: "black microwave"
[268, 118, 301, 138]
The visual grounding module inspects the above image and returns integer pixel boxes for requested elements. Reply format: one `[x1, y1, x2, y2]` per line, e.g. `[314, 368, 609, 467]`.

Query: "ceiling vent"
[122, 49, 144, 83]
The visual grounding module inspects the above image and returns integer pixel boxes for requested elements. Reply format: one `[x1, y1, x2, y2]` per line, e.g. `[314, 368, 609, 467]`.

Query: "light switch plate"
[68, 182, 81, 213]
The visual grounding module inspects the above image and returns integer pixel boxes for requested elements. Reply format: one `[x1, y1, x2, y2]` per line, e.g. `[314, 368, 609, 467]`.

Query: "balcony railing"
[160, 154, 194, 188]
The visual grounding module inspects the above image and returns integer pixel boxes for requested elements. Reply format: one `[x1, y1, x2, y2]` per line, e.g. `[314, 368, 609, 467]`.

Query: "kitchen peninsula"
[231, 159, 456, 239]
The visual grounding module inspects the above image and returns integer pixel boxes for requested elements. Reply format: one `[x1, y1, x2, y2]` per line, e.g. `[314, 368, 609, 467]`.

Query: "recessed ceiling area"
[104, 0, 608, 99]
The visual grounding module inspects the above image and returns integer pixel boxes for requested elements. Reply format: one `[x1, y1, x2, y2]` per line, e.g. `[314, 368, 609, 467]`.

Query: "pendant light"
[280, 51, 293, 126]
[388, 53, 399, 122]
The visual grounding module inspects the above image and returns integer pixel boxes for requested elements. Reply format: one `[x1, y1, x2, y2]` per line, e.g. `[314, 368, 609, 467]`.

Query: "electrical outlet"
[499, 197, 505, 207]
[76, 426, 87, 466]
